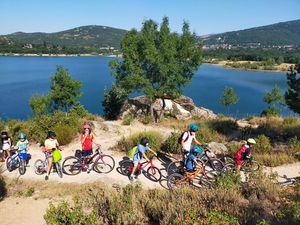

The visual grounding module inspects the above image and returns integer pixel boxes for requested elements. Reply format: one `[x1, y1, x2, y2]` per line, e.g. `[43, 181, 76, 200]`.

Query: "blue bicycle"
[6, 150, 26, 175]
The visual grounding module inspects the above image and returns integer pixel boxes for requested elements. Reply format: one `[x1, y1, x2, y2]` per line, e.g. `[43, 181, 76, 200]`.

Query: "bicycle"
[167, 165, 215, 190]
[219, 155, 260, 174]
[167, 145, 224, 175]
[6, 149, 26, 175]
[120, 155, 162, 182]
[62, 147, 115, 175]
[34, 151, 63, 178]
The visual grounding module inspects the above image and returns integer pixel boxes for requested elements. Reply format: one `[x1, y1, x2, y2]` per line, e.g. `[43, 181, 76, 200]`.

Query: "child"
[184, 145, 203, 171]
[129, 137, 157, 181]
[234, 138, 256, 170]
[15, 133, 29, 165]
[180, 124, 202, 161]
[1, 131, 12, 161]
[44, 131, 60, 181]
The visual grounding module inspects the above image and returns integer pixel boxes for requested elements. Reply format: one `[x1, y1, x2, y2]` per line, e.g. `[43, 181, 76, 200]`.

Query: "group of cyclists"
[0, 122, 257, 182]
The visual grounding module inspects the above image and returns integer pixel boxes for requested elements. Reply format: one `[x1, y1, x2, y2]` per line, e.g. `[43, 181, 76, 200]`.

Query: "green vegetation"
[0, 25, 127, 55]
[261, 85, 284, 117]
[43, 174, 300, 225]
[109, 17, 202, 121]
[285, 64, 300, 114]
[220, 87, 239, 114]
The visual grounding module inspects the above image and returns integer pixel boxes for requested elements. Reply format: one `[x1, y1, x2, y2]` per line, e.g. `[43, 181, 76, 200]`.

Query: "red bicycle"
[120, 156, 162, 182]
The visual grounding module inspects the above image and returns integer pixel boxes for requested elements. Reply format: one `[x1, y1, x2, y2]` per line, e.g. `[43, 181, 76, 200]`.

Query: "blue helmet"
[189, 123, 199, 132]
[192, 145, 201, 154]
[18, 133, 26, 139]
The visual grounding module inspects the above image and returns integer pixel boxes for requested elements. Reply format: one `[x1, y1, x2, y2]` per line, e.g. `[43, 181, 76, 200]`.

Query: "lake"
[0, 56, 295, 120]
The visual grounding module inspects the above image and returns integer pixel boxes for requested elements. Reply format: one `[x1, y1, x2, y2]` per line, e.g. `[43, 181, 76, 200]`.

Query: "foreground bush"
[160, 132, 181, 154]
[43, 172, 299, 225]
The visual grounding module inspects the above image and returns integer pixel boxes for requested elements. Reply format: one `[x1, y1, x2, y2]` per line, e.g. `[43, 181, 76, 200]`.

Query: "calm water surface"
[0, 56, 295, 120]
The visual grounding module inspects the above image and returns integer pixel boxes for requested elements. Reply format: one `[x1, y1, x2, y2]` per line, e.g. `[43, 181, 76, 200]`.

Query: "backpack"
[53, 148, 62, 163]
[128, 146, 138, 158]
[178, 131, 190, 144]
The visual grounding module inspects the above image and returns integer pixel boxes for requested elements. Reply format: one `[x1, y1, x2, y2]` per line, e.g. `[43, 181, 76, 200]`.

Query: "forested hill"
[202, 19, 300, 47]
[0, 25, 127, 54]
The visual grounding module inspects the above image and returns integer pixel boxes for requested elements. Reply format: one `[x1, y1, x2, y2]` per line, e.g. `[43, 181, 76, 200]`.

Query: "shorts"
[20, 153, 28, 161]
[82, 149, 93, 157]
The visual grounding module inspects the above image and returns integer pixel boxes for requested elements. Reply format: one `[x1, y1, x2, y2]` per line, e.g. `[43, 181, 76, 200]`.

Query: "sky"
[0, 0, 299, 35]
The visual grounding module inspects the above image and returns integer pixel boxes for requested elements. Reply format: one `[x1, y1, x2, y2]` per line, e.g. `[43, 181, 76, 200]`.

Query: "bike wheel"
[242, 160, 260, 172]
[146, 166, 162, 182]
[55, 162, 63, 178]
[62, 156, 81, 175]
[208, 158, 224, 172]
[223, 156, 235, 165]
[167, 160, 184, 175]
[120, 160, 133, 176]
[250, 160, 260, 171]
[18, 159, 26, 175]
[199, 172, 215, 189]
[221, 163, 236, 174]
[6, 157, 14, 172]
[167, 173, 184, 190]
[34, 159, 45, 175]
[94, 155, 115, 174]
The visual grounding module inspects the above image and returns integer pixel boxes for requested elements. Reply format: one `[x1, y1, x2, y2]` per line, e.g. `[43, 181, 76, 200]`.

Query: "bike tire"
[19, 159, 26, 175]
[146, 166, 162, 182]
[34, 159, 46, 175]
[55, 162, 63, 178]
[6, 157, 14, 172]
[62, 156, 81, 175]
[199, 172, 215, 189]
[207, 158, 224, 172]
[221, 163, 236, 174]
[167, 173, 184, 190]
[94, 155, 115, 174]
[166, 160, 184, 175]
[120, 160, 133, 176]
[242, 160, 260, 172]
[223, 156, 235, 165]
[250, 160, 260, 171]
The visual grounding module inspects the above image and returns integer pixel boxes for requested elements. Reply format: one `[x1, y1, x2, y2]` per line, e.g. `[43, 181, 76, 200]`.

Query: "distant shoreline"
[0, 53, 121, 57]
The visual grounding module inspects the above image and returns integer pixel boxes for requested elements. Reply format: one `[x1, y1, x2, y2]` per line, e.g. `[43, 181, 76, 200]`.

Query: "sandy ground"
[0, 120, 299, 225]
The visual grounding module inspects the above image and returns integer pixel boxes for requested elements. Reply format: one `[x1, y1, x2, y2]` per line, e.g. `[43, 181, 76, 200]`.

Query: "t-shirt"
[81, 133, 94, 151]
[1, 139, 11, 150]
[133, 144, 150, 161]
[16, 140, 29, 153]
[185, 153, 196, 170]
[45, 139, 59, 151]
[181, 131, 195, 152]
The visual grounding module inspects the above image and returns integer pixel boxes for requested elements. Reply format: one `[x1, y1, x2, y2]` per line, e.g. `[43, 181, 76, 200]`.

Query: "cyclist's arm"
[193, 137, 201, 146]
[148, 148, 157, 156]
[142, 152, 150, 161]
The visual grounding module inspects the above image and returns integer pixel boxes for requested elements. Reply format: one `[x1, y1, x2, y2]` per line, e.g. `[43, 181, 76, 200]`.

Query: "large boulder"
[120, 95, 217, 120]
[207, 142, 228, 155]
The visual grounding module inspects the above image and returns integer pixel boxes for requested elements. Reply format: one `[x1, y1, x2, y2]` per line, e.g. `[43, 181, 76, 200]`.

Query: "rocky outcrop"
[207, 142, 228, 155]
[120, 95, 217, 120]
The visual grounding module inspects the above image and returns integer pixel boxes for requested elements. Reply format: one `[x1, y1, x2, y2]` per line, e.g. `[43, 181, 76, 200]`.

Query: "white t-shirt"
[181, 131, 195, 151]
[44, 139, 59, 151]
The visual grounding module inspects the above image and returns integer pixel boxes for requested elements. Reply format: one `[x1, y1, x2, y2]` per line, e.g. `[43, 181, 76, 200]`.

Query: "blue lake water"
[0, 56, 296, 120]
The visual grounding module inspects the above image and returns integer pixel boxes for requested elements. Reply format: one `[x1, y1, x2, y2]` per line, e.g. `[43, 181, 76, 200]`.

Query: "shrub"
[113, 131, 163, 153]
[44, 199, 98, 225]
[208, 118, 239, 135]
[69, 103, 89, 118]
[0, 166, 7, 201]
[226, 141, 242, 157]
[25, 186, 35, 197]
[0, 119, 5, 132]
[122, 114, 133, 126]
[139, 116, 152, 125]
[196, 124, 220, 143]
[160, 132, 181, 154]
[254, 135, 272, 154]
[208, 210, 239, 225]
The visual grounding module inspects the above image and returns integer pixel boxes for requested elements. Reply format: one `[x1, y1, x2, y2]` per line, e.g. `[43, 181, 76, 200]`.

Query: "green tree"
[276, 56, 284, 65]
[50, 66, 82, 112]
[261, 85, 284, 117]
[29, 94, 52, 116]
[102, 85, 128, 120]
[110, 17, 202, 120]
[285, 64, 300, 114]
[220, 87, 239, 115]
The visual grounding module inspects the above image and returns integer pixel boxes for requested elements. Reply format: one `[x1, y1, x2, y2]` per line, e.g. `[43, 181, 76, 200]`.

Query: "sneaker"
[45, 175, 49, 181]
[128, 175, 134, 181]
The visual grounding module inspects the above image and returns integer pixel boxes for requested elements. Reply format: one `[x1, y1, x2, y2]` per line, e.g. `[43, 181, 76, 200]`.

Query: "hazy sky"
[0, 0, 299, 35]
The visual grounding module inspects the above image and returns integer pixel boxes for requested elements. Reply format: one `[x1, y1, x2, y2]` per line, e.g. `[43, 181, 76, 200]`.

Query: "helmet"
[140, 137, 149, 147]
[189, 124, 199, 132]
[247, 138, 256, 145]
[83, 123, 91, 129]
[18, 133, 26, 139]
[47, 131, 56, 138]
[192, 145, 201, 154]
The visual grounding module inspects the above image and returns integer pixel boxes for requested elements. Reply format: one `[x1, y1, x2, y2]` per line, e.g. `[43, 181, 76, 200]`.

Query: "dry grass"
[256, 153, 297, 167]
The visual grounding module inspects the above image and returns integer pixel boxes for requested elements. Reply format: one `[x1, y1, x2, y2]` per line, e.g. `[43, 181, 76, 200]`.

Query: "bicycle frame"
[176, 166, 205, 185]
